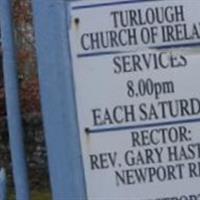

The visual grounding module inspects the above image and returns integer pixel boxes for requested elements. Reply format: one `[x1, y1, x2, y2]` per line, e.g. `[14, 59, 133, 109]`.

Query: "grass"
[31, 190, 51, 200]
[8, 190, 51, 200]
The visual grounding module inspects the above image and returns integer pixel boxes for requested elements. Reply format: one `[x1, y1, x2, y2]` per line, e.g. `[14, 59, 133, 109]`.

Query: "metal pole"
[0, 0, 30, 199]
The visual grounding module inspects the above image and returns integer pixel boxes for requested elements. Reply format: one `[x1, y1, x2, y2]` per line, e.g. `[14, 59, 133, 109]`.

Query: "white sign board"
[69, 0, 200, 199]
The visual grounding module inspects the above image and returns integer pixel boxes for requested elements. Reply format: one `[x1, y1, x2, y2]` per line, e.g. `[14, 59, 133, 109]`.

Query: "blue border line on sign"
[77, 42, 200, 58]
[86, 117, 200, 134]
[72, 0, 162, 10]
[151, 42, 200, 50]
[77, 51, 123, 58]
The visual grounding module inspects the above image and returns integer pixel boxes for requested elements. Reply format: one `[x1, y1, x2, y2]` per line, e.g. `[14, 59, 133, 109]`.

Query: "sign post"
[69, 0, 200, 199]
[32, 0, 86, 199]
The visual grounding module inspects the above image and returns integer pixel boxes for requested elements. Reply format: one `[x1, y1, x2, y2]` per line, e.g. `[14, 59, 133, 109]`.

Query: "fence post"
[0, 0, 30, 199]
[32, 0, 87, 199]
